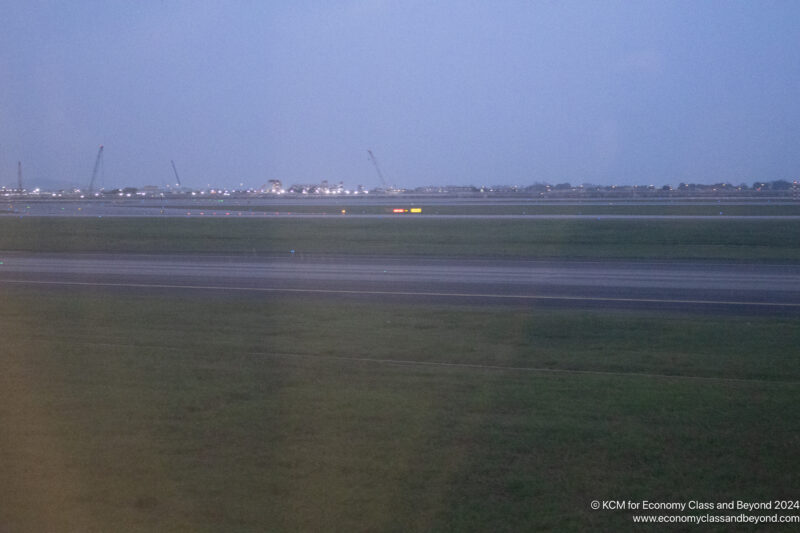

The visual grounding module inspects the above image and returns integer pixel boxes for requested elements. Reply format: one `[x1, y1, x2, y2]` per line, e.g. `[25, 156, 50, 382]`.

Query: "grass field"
[2, 217, 800, 262]
[1, 287, 798, 531]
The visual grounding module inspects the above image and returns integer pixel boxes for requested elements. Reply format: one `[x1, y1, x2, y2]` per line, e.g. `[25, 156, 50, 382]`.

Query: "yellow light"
[410, 208, 422, 213]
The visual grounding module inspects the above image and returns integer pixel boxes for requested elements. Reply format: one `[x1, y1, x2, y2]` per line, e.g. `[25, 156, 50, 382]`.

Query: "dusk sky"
[2, 1, 799, 190]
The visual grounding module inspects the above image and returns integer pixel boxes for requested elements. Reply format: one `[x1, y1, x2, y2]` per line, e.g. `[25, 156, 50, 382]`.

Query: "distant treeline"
[413, 179, 798, 197]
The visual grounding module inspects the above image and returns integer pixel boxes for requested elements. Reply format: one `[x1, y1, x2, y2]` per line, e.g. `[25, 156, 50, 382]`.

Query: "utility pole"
[17, 161, 22, 191]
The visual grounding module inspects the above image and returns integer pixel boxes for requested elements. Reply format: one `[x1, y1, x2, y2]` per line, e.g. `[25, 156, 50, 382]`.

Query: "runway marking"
[2, 278, 800, 308]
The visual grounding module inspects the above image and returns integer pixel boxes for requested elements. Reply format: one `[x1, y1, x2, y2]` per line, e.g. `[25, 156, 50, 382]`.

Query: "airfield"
[2, 253, 800, 315]
[1, 197, 799, 530]
[5, 195, 800, 219]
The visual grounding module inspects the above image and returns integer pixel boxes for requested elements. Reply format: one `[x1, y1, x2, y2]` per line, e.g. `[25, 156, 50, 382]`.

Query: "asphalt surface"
[4, 198, 800, 218]
[2, 252, 799, 315]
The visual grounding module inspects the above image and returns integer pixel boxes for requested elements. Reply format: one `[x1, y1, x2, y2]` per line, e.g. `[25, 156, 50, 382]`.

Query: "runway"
[4, 197, 800, 219]
[3, 208, 800, 220]
[2, 252, 799, 314]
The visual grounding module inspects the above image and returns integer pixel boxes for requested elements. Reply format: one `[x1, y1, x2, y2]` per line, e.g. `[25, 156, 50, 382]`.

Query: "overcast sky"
[2, 1, 799, 190]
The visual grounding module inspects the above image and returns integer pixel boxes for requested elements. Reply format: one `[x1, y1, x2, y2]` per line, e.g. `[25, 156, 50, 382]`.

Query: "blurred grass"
[1, 217, 800, 262]
[2, 287, 798, 531]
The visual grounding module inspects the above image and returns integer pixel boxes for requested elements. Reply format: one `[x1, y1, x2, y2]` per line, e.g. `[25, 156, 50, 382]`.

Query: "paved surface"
[4, 210, 800, 220]
[2, 252, 799, 314]
[3, 198, 800, 218]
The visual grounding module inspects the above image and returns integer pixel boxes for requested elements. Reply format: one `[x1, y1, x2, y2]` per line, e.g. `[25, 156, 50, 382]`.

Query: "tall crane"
[367, 149, 390, 190]
[17, 161, 22, 191]
[88, 145, 104, 194]
[170, 160, 182, 188]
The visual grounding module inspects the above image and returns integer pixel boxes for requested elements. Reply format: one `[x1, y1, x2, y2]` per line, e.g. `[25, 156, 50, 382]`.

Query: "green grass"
[2, 287, 798, 531]
[2, 217, 800, 261]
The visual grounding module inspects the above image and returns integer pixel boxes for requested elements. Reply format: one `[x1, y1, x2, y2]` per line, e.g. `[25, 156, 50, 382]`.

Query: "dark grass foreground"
[1, 288, 798, 531]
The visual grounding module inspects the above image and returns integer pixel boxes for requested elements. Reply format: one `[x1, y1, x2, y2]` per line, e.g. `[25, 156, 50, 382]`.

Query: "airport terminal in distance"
[1, 176, 799, 201]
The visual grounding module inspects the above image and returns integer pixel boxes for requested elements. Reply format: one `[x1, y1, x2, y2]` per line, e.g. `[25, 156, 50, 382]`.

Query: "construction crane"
[170, 160, 182, 188]
[367, 149, 390, 190]
[88, 145, 104, 194]
[17, 161, 22, 191]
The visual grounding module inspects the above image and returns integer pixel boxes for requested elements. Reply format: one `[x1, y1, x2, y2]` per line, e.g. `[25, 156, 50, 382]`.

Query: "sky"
[1, 0, 799, 190]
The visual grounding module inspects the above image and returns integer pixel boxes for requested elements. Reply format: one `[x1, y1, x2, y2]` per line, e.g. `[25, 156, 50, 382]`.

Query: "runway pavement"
[2, 252, 799, 314]
[3, 208, 800, 220]
[4, 198, 800, 219]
